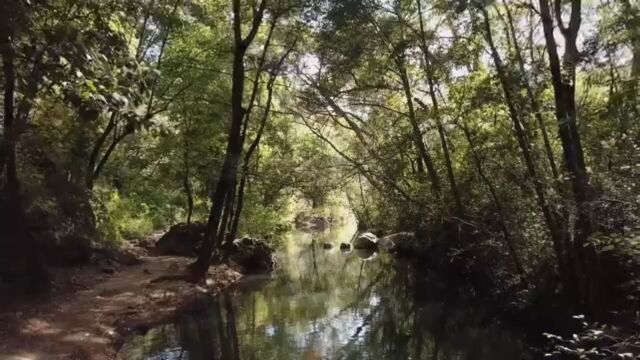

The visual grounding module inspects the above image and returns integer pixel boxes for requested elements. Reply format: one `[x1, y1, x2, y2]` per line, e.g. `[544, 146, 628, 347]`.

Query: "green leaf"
[85, 80, 97, 92]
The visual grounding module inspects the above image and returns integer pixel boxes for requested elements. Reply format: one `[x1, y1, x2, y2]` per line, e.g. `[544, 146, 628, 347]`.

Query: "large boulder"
[353, 232, 378, 250]
[154, 222, 206, 256]
[227, 237, 275, 274]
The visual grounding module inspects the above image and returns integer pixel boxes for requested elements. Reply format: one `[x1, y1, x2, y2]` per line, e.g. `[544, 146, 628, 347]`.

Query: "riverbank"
[0, 254, 243, 360]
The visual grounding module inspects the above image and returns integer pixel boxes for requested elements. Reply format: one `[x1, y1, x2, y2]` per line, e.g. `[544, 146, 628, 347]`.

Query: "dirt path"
[0, 255, 243, 360]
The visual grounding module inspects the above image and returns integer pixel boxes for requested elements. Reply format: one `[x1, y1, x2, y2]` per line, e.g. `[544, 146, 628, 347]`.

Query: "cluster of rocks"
[317, 231, 418, 260]
[351, 231, 417, 254]
[153, 222, 418, 275]
[153, 222, 275, 274]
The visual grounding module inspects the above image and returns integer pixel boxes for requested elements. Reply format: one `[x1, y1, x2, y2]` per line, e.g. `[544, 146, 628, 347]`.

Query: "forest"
[0, 0, 639, 359]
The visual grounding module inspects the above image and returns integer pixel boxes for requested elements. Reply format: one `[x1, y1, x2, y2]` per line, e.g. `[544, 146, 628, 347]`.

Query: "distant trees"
[295, 0, 639, 313]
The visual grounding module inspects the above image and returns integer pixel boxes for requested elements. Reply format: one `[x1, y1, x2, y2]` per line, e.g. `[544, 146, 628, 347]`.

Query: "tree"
[188, 0, 269, 281]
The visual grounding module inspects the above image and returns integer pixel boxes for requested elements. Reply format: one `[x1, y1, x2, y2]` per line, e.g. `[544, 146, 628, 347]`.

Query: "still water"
[120, 222, 533, 360]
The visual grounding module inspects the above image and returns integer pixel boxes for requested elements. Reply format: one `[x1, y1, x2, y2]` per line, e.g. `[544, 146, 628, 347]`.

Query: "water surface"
[120, 223, 533, 359]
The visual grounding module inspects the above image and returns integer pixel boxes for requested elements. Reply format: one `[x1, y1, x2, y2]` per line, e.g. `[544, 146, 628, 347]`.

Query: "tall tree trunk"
[539, 0, 596, 309]
[479, 6, 567, 290]
[188, 0, 267, 282]
[501, 0, 560, 181]
[227, 39, 295, 242]
[1, 23, 49, 292]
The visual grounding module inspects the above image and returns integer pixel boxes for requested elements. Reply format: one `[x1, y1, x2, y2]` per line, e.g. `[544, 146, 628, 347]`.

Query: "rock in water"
[352, 232, 378, 249]
[227, 237, 275, 274]
[154, 223, 206, 257]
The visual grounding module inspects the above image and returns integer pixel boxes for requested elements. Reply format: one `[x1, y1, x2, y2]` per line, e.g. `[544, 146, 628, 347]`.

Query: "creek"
[120, 221, 534, 359]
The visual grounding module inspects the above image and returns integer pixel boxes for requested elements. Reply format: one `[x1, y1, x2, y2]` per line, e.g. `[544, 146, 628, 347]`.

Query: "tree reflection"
[122, 226, 533, 360]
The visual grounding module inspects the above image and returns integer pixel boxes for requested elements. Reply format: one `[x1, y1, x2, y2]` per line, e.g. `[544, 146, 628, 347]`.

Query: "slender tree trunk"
[415, 98, 462, 214]
[218, 182, 235, 246]
[182, 120, 194, 226]
[460, 121, 526, 280]
[92, 124, 135, 182]
[1, 24, 49, 292]
[227, 40, 294, 242]
[415, 0, 462, 214]
[501, 0, 560, 181]
[479, 6, 566, 288]
[396, 57, 441, 197]
[184, 175, 193, 226]
[539, 0, 596, 309]
[228, 175, 246, 241]
[239, 18, 277, 145]
[188, 0, 267, 282]
[358, 173, 370, 227]
[619, 0, 640, 138]
[86, 112, 117, 189]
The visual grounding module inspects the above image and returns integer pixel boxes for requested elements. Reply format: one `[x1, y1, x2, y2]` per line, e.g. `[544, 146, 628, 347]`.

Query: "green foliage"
[544, 316, 639, 359]
[238, 194, 291, 239]
[2, 0, 639, 348]
[93, 187, 154, 245]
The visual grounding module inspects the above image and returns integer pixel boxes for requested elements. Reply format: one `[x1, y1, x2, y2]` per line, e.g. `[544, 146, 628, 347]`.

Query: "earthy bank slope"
[0, 255, 242, 360]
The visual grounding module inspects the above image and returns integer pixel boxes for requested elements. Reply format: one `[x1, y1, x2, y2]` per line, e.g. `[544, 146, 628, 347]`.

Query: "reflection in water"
[120, 222, 533, 359]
